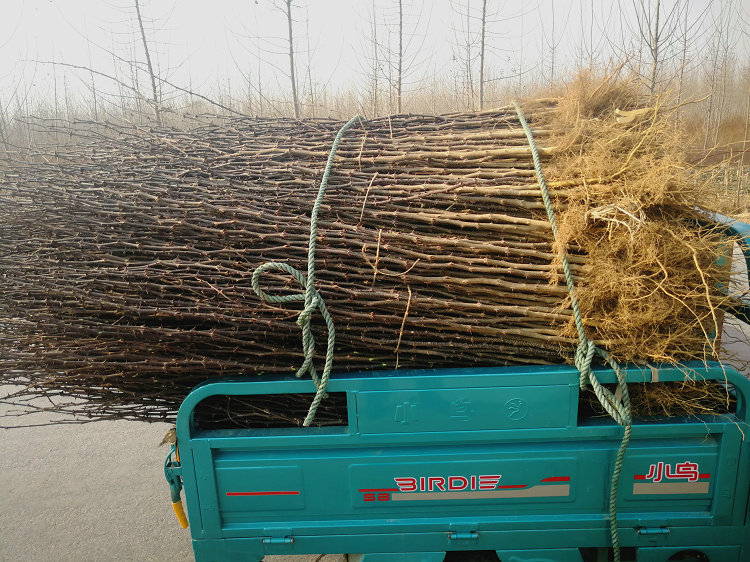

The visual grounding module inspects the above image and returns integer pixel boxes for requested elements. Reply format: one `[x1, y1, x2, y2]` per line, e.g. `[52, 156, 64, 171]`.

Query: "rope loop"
[252, 116, 364, 426]
[575, 339, 632, 427]
[513, 100, 632, 562]
[251, 262, 307, 304]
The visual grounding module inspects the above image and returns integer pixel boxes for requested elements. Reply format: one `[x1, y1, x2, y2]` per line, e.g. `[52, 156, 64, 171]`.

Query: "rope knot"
[251, 115, 363, 426]
[574, 338, 596, 387]
[297, 296, 320, 327]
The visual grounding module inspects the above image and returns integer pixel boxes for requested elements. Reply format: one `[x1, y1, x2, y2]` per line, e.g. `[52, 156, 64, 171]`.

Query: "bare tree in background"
[737, 12, 750, 201]
[303, 9, 317, 117]
[669, 5, 711, 125]
[577, 0, 605, 69]
[85, 33, 100, 121]
[4, 0, 749, 141]
[376, 0, 430, 114]
[451, 1, 477, 110]
[0, 100, 9, 160]
[478, 0, 488, 109]
[228, 13, 287, 117]
[712, 4, 739, 148]
[604, 1, 714, 101]
[643, 0, 665, 94]
[359, 1, 382, 116]
[371, 2, 381, 116]
[463, 3, 527, 108]
[739, 64, 749, 201]
[256, 30, 265, 117]
[450, 0, 492, 111]
[134, 0, 161, 125]
[619, 0, 708, 96]
[675, 1, 691, 119]
[282, 0, 301, 118]
[703, 1, 740, 149]
[539, 1, 571, 88]
[397, 0, 404, 113]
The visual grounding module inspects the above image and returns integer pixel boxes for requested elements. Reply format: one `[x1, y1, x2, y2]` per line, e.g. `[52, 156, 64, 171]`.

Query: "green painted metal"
[348, 554, 445, 562]
[164, 444, 182, 503]
[711, 212, 750, 276]
[166, 361, 750, 561]
[707, 212, 750, 323]
[495, 548, 583, 562]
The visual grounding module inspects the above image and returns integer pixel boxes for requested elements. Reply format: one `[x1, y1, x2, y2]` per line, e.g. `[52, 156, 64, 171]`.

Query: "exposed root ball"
[542, 74, 736, 363]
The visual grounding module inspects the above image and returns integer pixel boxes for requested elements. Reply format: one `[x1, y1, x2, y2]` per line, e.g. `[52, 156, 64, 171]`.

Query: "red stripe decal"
[699, 474, 710, 479]
[358, 488, 399, 492]
[541, 476, 571, 483]
[226, 491, 300, 496]
[497, 485, 527, 489]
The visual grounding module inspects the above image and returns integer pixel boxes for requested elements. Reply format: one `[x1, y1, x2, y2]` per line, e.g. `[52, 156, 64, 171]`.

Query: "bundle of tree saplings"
[0, 77, 742, 425]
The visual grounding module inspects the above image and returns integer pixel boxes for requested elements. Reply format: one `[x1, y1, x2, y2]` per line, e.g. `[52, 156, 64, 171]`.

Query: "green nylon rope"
[252, 115, 363, 427]
[512, 101, 633, 562]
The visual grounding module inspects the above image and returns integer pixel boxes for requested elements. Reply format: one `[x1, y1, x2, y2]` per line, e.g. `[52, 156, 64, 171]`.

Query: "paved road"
[0, 407, 195, 561]
[0, 398, 343, 562]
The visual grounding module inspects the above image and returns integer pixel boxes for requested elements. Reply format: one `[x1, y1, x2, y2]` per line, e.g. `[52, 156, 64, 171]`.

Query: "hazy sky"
[1, 1, 747, 116]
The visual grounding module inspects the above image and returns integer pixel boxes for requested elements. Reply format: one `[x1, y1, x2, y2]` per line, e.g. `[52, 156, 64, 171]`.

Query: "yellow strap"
[172, 500, 189, 529]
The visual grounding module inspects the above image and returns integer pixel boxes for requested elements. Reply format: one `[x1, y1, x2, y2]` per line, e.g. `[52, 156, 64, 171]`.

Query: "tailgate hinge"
[262, 527, 293, 545]
[262, 536, 294, 545]
[449, 531, 479, 540]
